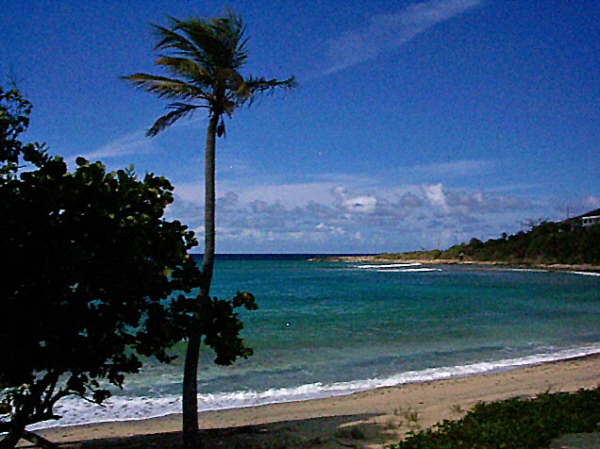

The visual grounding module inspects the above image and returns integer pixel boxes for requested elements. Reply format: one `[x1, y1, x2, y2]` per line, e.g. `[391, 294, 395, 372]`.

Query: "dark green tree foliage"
[457, 221, 600, 265]
[0, 88, 256, 449]
[382, 219, 600, 266]
[0, 88, 33, 172]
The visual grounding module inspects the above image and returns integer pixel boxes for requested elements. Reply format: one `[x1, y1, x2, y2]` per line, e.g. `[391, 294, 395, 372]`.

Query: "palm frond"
[125, 9, 296, 135]
[210, 11, 248, 68]
[245, 76, 298, 92]
[152, 19, 206, 64]
[242, 76, 298, 105]
[122, 73, 209, 101]
[147, 103, 202, 137]
[154, 56, 213, 87]
[182, 11, 248, 72]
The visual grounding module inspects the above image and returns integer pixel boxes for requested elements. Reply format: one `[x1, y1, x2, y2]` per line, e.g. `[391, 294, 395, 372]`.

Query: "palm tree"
[123, 11, 295, 448]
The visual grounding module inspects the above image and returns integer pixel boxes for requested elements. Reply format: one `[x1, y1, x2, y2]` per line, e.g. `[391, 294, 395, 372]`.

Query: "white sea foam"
[30, 344, 600, 430]
[568, 271, 600, 277]
[375, 268, 442, 273]
[355, 263, 422, 269]
[354, 262, 439, 273]
[506, 268, 548, 273]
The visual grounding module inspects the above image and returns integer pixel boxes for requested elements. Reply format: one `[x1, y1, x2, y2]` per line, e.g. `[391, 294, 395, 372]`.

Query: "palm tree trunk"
[182, 113, 219, 449]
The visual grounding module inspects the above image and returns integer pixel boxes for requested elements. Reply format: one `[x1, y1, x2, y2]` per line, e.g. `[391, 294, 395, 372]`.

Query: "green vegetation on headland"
[375, 212, 600, 268]
[392, 386, 600, 449]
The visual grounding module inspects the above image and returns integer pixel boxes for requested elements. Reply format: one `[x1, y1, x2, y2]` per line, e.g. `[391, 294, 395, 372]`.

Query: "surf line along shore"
[311, 255, 600, 274]
[36, 353, 600, 448]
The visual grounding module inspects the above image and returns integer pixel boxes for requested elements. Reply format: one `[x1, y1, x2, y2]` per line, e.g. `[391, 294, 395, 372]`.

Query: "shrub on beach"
[391, 387, 600, 449]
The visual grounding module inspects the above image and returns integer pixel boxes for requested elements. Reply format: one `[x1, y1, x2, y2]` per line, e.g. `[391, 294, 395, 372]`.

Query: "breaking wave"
[33, 344, 600, 430]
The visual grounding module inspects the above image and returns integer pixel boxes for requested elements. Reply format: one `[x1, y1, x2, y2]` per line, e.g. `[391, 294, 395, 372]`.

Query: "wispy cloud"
[325, 0, 482, 74]
[81, 131, 156, 161]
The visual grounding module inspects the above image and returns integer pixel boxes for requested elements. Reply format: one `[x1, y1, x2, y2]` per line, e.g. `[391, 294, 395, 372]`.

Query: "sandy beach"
[32, 354, 600, 448]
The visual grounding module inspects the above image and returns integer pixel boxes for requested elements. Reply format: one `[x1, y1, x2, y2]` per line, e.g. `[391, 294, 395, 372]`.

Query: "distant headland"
[313, 209, 600, 273]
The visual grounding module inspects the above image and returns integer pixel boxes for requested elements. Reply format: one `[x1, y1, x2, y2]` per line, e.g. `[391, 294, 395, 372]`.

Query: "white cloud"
[165, 168, 572, 253]
[333, 187, 378, 214]
[423, 183, 449, 213]
[325, 0, 482, 73]
[316, 223, 346, 236]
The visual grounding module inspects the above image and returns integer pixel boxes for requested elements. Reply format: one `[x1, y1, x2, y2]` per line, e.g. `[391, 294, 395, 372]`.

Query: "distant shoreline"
[310, 255, 600, 273]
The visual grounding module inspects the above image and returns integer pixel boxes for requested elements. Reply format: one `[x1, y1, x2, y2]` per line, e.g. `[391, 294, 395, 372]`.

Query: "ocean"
[40, 255, 600, 428]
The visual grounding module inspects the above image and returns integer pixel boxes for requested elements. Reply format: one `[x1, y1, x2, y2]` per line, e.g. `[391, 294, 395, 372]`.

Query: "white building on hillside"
[582, 215, 600, 228]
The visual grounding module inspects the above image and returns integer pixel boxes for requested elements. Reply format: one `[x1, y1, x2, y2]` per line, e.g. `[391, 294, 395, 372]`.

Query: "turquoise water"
[45, 256, 600, 427]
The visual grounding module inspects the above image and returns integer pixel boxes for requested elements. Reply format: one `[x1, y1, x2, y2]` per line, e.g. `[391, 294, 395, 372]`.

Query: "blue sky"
[3, 0, 599, 253]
